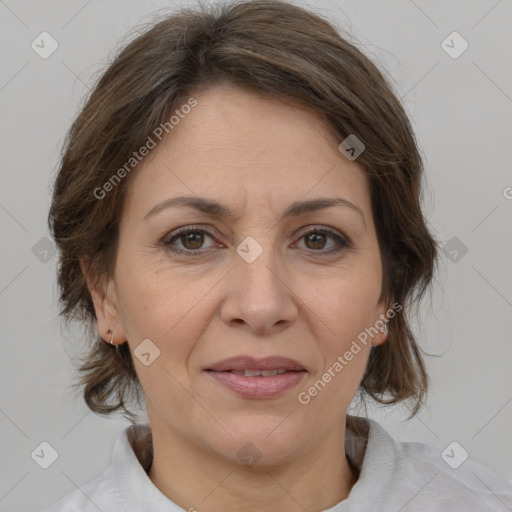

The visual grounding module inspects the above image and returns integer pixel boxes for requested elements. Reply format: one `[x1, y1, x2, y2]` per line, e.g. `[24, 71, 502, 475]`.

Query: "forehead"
[122, 84, 371, 220]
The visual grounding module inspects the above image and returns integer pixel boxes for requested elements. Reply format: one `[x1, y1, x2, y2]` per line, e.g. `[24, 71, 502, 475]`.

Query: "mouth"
[205, 356, 307, 399]
[227, 368, 291, 376]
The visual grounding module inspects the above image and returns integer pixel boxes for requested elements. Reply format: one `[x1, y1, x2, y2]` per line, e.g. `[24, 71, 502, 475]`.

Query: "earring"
[380, 323, 388, 333]
[106, 328, 114, 345]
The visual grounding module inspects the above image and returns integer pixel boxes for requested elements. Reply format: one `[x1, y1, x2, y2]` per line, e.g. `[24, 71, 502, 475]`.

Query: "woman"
[42, 0, 512, 510]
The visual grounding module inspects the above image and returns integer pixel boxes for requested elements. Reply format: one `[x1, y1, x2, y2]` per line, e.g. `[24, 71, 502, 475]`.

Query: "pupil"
[307, 233, 325, 250]
[183, 232, 203, 249]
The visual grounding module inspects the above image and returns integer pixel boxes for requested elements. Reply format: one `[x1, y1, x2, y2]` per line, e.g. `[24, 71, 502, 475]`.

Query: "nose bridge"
[235, 235, 284, 300]
[221, 235, 297, 333]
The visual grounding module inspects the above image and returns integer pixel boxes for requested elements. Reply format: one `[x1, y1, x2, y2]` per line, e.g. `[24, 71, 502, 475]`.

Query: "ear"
[371, 293, 395, 348]
[79, 256, 127, 345]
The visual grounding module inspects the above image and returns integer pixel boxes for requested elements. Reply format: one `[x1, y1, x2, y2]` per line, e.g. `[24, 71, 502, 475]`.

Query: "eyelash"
[160, 225, 351, 257]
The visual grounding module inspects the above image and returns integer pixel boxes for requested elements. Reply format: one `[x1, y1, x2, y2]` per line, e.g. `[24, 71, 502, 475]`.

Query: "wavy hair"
[48, 0, 439, 422]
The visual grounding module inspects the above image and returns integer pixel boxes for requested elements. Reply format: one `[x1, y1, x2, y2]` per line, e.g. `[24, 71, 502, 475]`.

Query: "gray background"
[0, 0, 511, 510]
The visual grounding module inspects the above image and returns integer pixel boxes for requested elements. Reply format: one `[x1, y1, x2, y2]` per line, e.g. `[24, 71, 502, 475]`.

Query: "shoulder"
[40, 466, 117, 512]
[369, 418, 512, 511]
[40, 423, 155, 511]
[345, 416, 512, 512]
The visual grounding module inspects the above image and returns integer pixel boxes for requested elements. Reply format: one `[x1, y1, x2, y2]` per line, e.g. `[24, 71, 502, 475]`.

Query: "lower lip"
[206, 370, 306, 398]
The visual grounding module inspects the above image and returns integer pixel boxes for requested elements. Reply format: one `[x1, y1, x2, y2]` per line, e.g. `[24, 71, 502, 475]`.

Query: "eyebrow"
[143, 195, 366, 228]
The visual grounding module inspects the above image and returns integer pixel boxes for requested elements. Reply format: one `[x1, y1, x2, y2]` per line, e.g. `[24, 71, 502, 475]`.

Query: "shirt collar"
[328, 415, 396, 511]
[112, 423, 182, 510]
[111, 415, 395, 511]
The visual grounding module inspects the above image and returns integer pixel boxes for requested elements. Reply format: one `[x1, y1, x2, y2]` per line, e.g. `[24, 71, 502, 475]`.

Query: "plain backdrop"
[0, 0, 511, 510]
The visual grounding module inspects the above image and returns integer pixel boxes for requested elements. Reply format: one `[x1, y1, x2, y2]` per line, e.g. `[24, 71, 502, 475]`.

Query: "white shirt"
[41, 415, 512, 511]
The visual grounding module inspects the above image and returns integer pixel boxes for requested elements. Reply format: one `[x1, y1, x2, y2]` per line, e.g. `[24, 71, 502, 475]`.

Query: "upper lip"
[206, 356, 306, 372]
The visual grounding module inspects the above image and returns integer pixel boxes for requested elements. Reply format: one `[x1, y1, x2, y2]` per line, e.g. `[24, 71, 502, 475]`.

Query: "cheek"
[114, 255, 208, 356]
[115, 263, 214, 410]
[305, 271, 381, 344]
[300, 271, 380, 399]
[114, 251, 236, 381]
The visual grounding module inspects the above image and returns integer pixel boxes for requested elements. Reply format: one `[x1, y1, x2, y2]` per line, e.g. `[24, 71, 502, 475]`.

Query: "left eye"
[162, 226, 349, 256]
[294, 229, 348, 253]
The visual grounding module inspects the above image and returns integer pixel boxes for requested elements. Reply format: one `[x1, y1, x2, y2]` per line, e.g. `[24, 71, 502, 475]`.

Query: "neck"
[147, 422, 358, 512]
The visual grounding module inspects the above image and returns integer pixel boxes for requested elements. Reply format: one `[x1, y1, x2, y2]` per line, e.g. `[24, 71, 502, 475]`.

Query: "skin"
[82, 82, 390, 512]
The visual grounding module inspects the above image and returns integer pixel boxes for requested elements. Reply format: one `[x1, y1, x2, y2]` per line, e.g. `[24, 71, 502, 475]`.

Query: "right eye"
[162, 226, 220, 256]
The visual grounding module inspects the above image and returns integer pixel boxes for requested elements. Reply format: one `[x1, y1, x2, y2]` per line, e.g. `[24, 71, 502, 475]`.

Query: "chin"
[203, 416, 310, 467]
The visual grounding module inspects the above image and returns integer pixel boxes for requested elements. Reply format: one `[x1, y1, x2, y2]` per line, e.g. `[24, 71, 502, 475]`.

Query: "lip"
[206, 355, 306, 372]
[205, 356, 307, 399]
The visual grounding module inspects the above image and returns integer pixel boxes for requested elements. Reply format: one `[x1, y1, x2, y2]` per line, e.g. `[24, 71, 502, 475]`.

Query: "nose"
[219, 246, 299, 336]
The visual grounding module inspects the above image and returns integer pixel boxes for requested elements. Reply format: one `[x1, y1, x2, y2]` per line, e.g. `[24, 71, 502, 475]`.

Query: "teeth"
[244, 369, 261, 377]
[229, 369, 289, 377]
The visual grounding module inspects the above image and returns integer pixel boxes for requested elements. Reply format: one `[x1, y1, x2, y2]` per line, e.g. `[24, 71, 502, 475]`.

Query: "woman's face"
[92, 83, 389, 465]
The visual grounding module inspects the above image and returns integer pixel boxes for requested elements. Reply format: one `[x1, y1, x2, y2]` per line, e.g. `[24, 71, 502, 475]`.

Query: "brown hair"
[48, 0, 438, 422]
